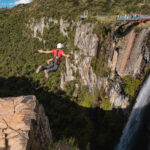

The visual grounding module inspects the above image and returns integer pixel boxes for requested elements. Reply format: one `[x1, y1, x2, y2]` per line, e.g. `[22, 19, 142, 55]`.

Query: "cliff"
[30, 18, 148, 109]
[0, 95, 52, 150]
[1, 1, 150, 149]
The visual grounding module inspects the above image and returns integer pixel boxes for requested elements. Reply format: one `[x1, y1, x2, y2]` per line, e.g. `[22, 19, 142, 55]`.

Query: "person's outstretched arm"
[62, 52, 70, 58]
[38, 49, 53, 54]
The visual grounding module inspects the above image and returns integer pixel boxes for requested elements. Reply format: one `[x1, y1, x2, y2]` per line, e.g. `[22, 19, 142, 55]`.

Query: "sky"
[0, 0, 32, 8]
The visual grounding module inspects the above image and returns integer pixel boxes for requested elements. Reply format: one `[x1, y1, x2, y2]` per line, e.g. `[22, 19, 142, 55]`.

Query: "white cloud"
[9, 3, 14, 5]
[15, 0, 32, 5]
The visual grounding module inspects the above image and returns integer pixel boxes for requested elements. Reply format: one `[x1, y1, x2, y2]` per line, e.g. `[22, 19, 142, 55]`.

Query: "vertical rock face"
[109, 86, 129, 109]
[115, 27, 150, 77]
[61, 21, 129, 107]
[74, 22, 98, 57]
[60, 18, 70, 37]
[30, 18, 48, 38]
[29, 17, 58, 40]
[61, 22, 99, 92]
[60, 58, 76, 89]
[29, 18, 150, 109]
[125, 28, 150, 76]
[0, 95, 52, 150]
[118, 29, 136, 76]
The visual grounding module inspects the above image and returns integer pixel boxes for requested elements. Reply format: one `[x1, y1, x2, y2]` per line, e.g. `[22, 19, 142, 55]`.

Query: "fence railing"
[116, 15, 150, 23]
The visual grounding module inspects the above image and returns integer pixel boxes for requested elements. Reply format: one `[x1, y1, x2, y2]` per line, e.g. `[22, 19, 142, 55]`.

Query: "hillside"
[0, 0, 150, 150]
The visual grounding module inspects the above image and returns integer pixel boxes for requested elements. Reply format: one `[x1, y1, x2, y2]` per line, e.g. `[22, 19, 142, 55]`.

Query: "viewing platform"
[116, 15, 150, 23]
[80, 11, 150, 24]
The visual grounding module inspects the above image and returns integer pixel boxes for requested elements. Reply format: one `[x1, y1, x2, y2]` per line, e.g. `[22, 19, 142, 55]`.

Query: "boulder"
[0, 95, 52, 150]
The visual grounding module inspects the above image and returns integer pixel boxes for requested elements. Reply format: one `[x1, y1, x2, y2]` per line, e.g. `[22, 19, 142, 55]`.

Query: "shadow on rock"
[0, 76, 127, 150]
[115, 22, 139, 37]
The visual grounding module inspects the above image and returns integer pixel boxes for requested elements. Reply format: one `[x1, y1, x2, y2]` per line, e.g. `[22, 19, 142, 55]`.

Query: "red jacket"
[51, 49, 64, 59]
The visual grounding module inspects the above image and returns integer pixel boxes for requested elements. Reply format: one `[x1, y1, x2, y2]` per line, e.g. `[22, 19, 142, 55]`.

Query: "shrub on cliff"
[91, 21, 111, 77]
[121, 76, 141, 99]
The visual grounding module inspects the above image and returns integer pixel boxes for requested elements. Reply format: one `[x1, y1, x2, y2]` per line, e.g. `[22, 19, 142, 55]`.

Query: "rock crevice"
[0, 95, 52, 150]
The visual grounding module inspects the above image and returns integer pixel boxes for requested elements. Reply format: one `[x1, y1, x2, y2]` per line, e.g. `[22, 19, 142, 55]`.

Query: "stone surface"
[126, 28, 150, 76]
[61, 22, 99, 92]
[109, 88, 129, 109]
[60, 57, 76, 89]
[61, 21, 130, 108]
[74, 22, 98, 57]
[30, 18, 48, 38]
[0, 95, 52, 150]
[115, 28, 150, 76]
[29, 17, 58, 40]
[118, 29, 136, 76]
[60, 18, 70, 37]
[29, 19, 148, 109]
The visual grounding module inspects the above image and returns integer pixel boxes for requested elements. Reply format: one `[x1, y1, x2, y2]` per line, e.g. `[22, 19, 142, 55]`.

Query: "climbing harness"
[52, 49, 61, 66]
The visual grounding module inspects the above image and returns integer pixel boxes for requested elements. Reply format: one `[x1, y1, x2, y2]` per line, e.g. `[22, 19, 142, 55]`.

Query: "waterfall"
[115, 75, 150, 150]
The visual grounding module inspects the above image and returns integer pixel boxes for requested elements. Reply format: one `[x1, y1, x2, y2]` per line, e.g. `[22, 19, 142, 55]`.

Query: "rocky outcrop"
[29, 18, 150, 109]
[74, 22, 98, 57]
[60, 57, 76, 89]
[61, 22, 99, 93]
[30, 18, 48, 38]
[126, 28, 150, 76]
[107, 27, 150, 108]
[29, 17, 58, 40]
[118, 29, 136, 76]
[115, 27, 150, 77]
[109, 84, 129, 109]
[0, 95, 52, 150]
[60, 18, 70, 37]
[30, 17, 70, 39]
[61, 21, 131, 108]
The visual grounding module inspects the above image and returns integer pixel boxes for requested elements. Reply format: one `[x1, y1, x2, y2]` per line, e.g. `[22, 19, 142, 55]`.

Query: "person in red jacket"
[36, 43, 70, 78]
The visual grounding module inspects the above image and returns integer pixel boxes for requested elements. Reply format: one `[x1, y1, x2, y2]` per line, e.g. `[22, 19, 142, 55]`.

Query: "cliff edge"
[0, 95, 52, 150]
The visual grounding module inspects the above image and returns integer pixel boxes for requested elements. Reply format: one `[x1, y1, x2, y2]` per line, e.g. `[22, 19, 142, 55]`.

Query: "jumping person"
[36, 43, 70, 78]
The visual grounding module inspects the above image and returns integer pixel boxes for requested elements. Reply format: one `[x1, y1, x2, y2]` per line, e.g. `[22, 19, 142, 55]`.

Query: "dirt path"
[119, 29, 136, 75]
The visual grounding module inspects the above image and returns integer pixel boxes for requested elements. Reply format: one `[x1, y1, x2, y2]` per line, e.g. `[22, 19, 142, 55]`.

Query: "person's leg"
[36, 65, 51, 74]
[47, 64, 59, 73]
[48, 61, 54, 68]
[36, 65, 43, 73]
[44, 64, 59, 78]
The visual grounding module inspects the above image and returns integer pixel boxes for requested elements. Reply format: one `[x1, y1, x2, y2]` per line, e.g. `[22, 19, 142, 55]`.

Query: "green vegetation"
[0, 76, 126, 150]
[65, 82, 96, 108]
[146, 31, 150, 49]
[79, 92, 94, 108]
[48, 137, 79, 150]
[121, 76, 142, 99]
[2, 0, 150, 149]
[94, 88, 111, 110]
[29, 0, 150, 22]
[91, 21, 111, 77]
[100, 96, 111, 110]
[135, 22, 150, 35]
[0, 7, 126, 149]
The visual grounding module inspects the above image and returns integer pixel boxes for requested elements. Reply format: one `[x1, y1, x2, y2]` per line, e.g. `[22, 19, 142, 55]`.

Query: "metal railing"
[116, 15, 150, 23]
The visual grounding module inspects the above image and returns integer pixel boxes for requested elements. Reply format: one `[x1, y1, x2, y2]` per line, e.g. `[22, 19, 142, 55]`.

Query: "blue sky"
[0, 0, 32, 8]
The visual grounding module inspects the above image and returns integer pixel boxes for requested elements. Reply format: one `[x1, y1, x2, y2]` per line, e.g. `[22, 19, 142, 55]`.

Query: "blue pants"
[42, 64, 59, 73]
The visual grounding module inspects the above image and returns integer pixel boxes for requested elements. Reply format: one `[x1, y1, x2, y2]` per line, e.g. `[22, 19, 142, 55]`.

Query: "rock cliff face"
[29, 17, 150, 108]
[60, 21, 130, 107]
[0, 95, 52, 150]
[115, 27, 150, 76]
[61, 21, 99, 93]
